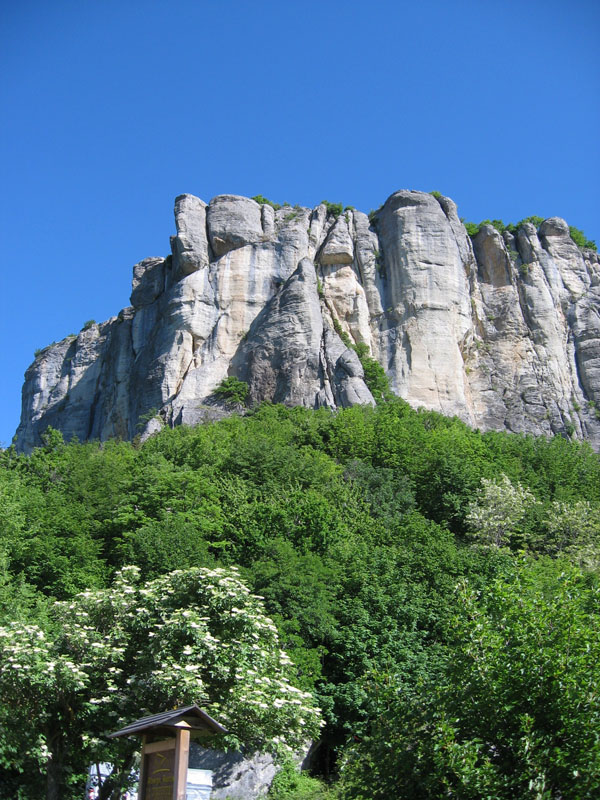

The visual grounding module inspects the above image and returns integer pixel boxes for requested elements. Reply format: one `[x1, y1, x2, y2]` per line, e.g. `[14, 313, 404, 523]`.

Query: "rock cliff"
[15, 191, 600, 451]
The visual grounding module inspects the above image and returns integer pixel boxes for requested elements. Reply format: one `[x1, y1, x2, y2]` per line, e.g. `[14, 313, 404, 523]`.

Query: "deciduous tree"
[0, 566, 322, 800]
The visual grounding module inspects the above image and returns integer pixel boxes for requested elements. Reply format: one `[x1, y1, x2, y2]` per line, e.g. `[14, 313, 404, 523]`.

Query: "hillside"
[2, 402, 600, 797]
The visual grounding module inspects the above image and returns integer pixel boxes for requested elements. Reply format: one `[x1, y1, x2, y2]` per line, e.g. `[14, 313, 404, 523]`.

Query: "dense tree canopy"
[337, 558, 600, 799]
[1, 400, 599, 798]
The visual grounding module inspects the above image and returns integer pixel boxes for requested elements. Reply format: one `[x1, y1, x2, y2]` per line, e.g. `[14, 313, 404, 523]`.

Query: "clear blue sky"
[1, 0, 598, 446]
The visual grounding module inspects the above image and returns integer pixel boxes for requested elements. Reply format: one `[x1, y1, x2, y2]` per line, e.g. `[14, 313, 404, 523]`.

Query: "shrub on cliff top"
[463, 216, 596, 250]
[252, 195, 283, 211]
[321, 200, 343, 219]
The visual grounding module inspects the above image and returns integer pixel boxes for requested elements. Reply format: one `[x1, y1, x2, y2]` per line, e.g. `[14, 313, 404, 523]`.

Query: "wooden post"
[137, 735, 147, 798]
[173, 727, 190, 800]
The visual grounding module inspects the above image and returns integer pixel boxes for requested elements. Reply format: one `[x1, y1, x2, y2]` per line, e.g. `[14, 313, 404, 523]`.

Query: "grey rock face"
[233, 258, 331, 407]
[131, 257, 166, 307]
[15, 190, 600, 451]
[376, 191, 474, 419]
[232, 258, 375, 409]
[319, 213, 354, 265]
[172, 194, 209, 277]
[188, 742, 312, 800]
[206, 195, 264, 256]
[189, 745, 276, 800]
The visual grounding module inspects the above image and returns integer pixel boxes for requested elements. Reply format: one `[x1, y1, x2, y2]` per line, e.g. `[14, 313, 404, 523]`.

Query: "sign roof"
[109, 704, 227, 738]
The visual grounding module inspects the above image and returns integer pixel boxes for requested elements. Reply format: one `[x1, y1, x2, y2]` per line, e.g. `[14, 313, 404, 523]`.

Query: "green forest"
[2, 400, 600, 799]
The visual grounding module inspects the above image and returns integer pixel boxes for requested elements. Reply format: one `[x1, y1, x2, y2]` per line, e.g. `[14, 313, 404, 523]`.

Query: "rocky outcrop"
[188, 742, 313, 800]
[188, 745, 277, 800]
[15, 191, 600, 451]
[231, 258, 374, 409]
[376, 191, 473, 418]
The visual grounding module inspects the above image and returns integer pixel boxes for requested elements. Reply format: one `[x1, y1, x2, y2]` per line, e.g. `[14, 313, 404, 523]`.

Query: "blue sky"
[1, 0, 598, 446]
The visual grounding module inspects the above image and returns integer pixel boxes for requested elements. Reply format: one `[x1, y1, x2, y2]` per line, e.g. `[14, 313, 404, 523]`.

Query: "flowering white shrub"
[0, 566, 322, 800]
[465, 474, 536, 548]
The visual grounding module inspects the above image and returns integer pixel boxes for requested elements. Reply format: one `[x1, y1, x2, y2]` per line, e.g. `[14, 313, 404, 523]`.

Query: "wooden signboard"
[144, 745, 175, 799]
[138, 729, 190, 800]
[109, 705, 226, 800]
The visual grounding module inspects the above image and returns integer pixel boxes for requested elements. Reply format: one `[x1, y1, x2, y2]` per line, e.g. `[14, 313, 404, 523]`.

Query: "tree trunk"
[98, 774, 116, 800]
[98, 751, 136, 800]
[45, 747, 62, 800]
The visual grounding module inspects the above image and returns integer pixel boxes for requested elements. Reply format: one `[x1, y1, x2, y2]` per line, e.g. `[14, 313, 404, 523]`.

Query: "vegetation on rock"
[213, 376, 250, 406]
[252, 195, 284, 211]
[463, 216, 597, 250]
[569, 224, 597, 250]
[320, 201, 344, 219]
[330, 320, 392, 403]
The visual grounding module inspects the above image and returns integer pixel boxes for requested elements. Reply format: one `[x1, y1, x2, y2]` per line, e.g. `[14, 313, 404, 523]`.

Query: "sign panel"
[144, 748, 175, 800]
[186, 768, 212, 800]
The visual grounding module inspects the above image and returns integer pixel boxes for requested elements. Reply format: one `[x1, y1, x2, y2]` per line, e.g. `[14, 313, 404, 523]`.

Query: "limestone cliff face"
[15, 191, 600, 451]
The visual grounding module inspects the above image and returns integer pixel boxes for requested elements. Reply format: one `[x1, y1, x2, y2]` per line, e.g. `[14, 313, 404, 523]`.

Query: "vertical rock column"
[376, 191, 474, 420]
